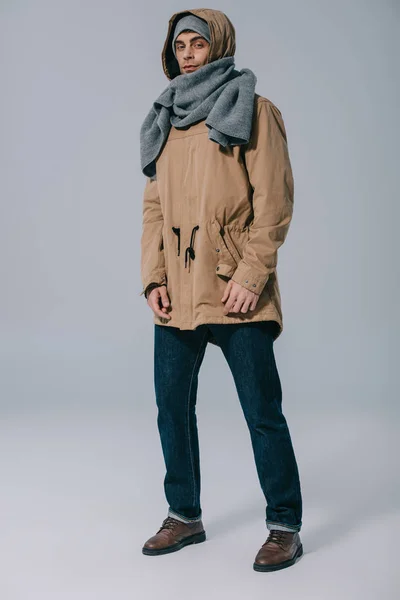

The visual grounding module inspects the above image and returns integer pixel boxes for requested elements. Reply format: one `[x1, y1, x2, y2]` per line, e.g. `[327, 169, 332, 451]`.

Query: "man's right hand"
[147, 286, 171, 319]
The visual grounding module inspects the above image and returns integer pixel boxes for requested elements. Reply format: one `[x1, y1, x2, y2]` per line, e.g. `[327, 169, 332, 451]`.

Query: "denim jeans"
[153, 321, 303, 533]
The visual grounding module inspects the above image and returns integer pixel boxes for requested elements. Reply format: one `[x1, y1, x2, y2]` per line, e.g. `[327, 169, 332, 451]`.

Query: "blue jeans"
[154, 321, 303, 533]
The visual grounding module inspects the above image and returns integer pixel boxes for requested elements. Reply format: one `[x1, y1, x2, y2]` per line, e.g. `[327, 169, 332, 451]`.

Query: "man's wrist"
[230, 261, 269, 295]
[144, 282, 165, 299]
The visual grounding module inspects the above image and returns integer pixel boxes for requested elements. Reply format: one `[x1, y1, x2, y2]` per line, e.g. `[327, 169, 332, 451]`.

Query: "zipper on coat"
[172, 227, 180, 256]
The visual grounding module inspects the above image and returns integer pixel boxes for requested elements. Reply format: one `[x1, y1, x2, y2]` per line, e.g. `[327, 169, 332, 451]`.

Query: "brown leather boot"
[253, 530, 303, 572]
[142, 516, 206, 556]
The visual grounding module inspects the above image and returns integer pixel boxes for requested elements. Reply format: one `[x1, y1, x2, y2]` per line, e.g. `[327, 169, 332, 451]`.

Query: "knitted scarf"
[140, 56, 257, 179]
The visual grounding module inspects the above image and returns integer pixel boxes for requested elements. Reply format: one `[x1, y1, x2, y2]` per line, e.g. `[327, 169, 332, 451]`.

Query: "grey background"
[1, 1, 399, 598]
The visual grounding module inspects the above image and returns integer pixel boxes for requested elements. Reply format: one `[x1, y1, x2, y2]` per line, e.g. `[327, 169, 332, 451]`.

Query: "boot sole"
[253, 543, 303, 572]
[142, 530, 206, 556]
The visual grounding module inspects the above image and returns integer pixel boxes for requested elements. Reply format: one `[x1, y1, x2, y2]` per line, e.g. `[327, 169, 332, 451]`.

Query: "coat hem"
[153, 311, 283, 341]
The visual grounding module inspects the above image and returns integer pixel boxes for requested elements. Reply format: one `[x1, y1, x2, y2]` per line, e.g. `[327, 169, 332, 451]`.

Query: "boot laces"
[156, 516, 181, 534]
[263, 529, 289, 550]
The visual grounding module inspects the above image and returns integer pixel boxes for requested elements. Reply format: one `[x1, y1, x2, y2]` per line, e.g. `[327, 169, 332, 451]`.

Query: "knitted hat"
[172, 14, 211, 58]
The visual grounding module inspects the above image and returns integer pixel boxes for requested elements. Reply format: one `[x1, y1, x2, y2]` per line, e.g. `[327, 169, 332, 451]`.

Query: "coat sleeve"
[230, 100, 294, 295]
[139, 177, 167, 296]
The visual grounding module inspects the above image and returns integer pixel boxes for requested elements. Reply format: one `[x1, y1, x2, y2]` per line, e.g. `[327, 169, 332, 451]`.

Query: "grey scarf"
[140, 56, 257, 179]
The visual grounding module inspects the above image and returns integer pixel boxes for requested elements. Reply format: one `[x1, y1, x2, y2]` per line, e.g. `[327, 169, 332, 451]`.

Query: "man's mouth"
[184, 65, 197, 70]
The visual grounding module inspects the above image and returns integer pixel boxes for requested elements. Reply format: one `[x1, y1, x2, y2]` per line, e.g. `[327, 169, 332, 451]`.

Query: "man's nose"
[183, 47, 194, 59]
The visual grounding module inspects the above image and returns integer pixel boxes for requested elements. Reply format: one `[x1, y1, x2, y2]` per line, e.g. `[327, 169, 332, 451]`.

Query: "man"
[139, 9, 303, 572]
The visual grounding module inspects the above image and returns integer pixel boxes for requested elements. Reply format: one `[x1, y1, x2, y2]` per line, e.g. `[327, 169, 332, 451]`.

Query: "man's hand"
[147, 286, 171, 320]
[221, 280, 260, 315]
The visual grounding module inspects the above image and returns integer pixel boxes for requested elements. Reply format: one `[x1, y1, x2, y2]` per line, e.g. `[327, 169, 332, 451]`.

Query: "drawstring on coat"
[185, 225, 199, 271]
[172, 227, 180, 256]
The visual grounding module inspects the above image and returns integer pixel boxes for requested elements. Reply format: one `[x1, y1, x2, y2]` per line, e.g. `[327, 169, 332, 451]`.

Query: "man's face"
[174, 31, 210, 74]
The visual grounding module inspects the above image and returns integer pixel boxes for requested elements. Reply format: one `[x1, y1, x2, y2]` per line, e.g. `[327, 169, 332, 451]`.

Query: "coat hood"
[161, 8, 236, 80]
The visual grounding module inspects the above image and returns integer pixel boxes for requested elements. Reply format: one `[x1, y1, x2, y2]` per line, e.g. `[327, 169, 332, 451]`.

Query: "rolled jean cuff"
[168, 508, 202, 524]
[266, 520, 301, 533]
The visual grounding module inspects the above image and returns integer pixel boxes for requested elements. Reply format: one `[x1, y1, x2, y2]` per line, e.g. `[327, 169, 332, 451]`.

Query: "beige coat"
[139, 9, 294, 346]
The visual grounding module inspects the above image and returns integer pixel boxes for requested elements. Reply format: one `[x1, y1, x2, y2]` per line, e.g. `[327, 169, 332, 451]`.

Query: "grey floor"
[1, 349, 398, 600]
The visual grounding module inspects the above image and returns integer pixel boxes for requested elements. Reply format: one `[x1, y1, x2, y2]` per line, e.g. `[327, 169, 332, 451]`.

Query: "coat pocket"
[210, 218, 249, 264]
[208, 218, 249, 279]
[160, 225, 169, 267]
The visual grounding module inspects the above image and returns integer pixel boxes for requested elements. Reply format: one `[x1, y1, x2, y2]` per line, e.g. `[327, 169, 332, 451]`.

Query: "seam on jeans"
[186, 328, 209, 510]
[266, 519, 301, 530]
[168, 508, 202, 523]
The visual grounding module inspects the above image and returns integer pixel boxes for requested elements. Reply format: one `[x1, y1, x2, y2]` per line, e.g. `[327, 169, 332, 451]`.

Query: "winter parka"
[139, 9, 294, 346]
